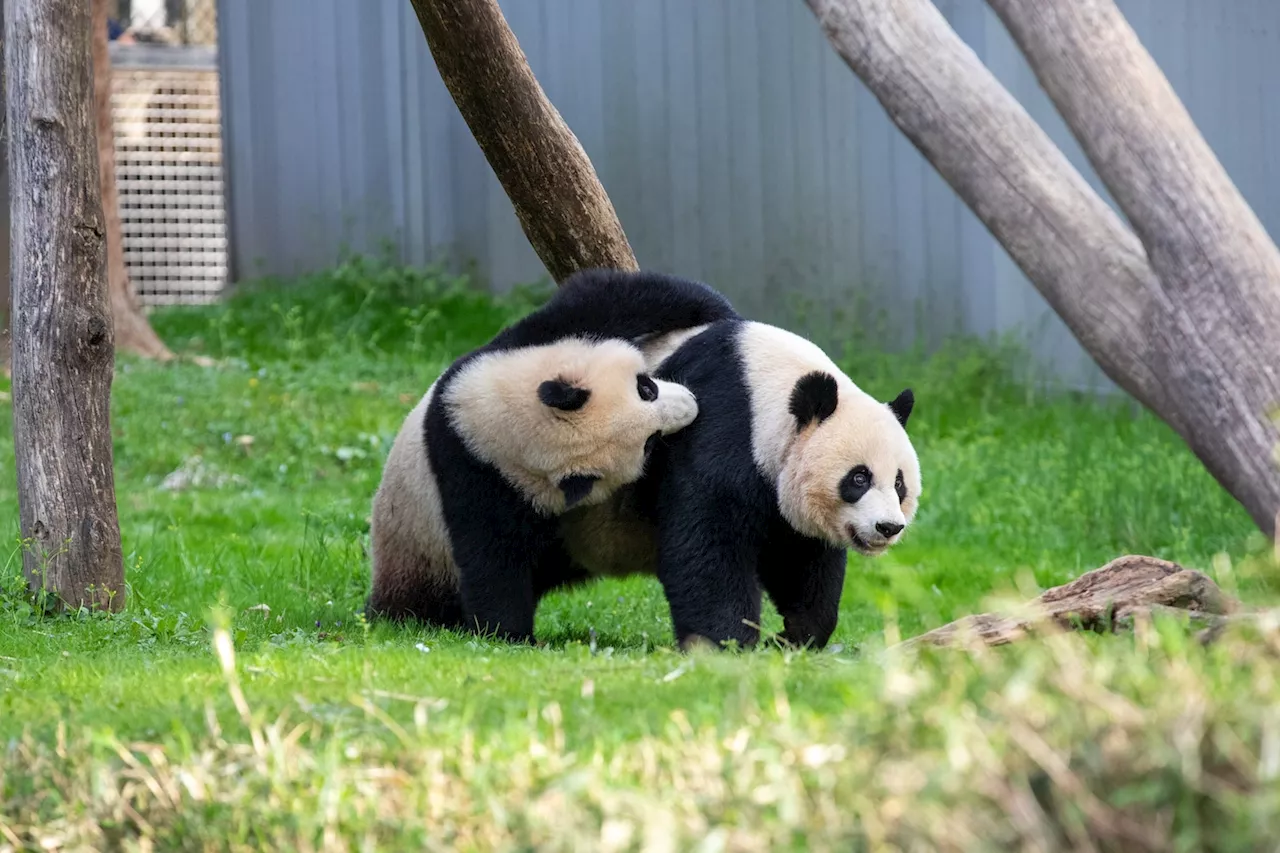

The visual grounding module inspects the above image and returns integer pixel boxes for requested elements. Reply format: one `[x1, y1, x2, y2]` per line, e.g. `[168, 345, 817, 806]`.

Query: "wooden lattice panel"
[112, 66, 227, 305]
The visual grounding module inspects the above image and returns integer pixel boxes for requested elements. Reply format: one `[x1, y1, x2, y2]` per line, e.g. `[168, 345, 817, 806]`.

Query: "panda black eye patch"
[895, 469, 907, 502]
[636, 374, 659, 402]
[839, 465, 873, 504]
[538, 378, 591, 411]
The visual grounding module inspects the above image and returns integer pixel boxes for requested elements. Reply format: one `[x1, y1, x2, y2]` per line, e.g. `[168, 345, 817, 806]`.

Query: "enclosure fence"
[108, 0, 228, 306]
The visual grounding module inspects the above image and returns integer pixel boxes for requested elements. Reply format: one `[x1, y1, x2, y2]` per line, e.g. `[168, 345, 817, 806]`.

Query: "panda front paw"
[653, 380, 699, 435]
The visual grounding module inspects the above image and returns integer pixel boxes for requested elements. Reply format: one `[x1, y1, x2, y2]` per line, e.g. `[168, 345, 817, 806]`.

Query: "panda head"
[446, 338, 698, 513]
[776, 371, 920, 556]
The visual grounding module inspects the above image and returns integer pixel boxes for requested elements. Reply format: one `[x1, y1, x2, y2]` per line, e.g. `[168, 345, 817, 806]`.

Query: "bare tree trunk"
[407, 0, 637, 282]
[92, 0, 173, 361]
[6, 0, 125, 610]
[805, 0, 1280, 538]
[983, 0, 1280, 540]
[0, 0, 10, 374]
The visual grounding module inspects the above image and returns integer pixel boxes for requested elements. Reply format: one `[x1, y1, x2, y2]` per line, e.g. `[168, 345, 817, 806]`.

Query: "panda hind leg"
[365, 537, 465, 628]
[364, 582, 465, 628]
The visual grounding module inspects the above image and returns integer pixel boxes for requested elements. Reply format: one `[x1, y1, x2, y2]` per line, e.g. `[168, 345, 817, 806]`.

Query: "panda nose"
[876, 521, 904, 537]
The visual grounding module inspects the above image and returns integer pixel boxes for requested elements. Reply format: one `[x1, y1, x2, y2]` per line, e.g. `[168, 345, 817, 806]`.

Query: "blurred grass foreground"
[0, 257, 1278, 850]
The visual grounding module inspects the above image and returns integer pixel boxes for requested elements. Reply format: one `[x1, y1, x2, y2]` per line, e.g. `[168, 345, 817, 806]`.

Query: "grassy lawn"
[1, 257, 1278, 850]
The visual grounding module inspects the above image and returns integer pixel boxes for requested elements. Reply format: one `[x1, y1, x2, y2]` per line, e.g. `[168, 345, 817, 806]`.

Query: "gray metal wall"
[216, 0, 1280, 388]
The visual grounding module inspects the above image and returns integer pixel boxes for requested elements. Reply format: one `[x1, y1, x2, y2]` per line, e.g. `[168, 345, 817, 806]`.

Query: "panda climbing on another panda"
[365, 268, 737, 642]
[560, 310, 922, 652]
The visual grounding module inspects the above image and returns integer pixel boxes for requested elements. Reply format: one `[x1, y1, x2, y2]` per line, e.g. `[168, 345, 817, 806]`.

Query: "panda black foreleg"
[456, 541, 590, 641]
[654, 486, 764, 651]
[532, 542, 594, 604]
[452, 540, 539, 643]
[756, 524, 846, 650]
[447, 503, 558, 643]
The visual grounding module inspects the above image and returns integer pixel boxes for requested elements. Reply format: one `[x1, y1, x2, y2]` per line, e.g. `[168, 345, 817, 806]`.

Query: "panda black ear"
[558, 474, 600, 508]
[789, 371, 839, 431]
[538, 378, 591, 411]
[888, 388, 914, 428]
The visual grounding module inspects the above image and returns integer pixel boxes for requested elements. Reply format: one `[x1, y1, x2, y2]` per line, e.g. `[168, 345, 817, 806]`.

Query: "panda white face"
[775, 372, 921, 556]
[834, 437, 916, 556]
[445, 337, 699, 513]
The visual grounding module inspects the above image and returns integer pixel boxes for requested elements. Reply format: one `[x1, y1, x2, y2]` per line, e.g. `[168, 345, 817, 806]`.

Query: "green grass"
[1, 256, 1278, 850]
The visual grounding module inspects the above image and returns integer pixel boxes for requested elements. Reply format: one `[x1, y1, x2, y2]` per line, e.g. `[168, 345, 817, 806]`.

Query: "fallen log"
[897, 555, 1242, 650]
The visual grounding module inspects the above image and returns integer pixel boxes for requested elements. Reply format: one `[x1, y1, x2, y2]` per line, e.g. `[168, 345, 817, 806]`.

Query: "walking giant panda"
[365, 268, 737, 642]
[559, 316, 922, 652]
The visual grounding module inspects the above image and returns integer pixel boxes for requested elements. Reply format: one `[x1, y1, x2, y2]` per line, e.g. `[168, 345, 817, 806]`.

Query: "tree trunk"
[407, 0, 638, 282]
[0, 0, 10, 374]
[6, 0, 125, 611]
[92, 0, 173, 361]
[982, 0, 1280, 541]
[804, 0, 1280, 538]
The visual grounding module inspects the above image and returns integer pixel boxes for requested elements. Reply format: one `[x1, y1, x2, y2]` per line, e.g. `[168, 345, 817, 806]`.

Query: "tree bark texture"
[6, 0, 125, 610]
[805, 0, 1280, 538]
[92, 0, 173, 361]
[982, 0, 1280, 541]
[0, 0, 10, 372]
[408, 0, 638, 283]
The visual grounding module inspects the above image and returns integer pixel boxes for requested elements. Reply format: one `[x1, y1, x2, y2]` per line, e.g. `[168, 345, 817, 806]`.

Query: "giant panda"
[365, 267, 738, 643]
[558, 316, 921, 652]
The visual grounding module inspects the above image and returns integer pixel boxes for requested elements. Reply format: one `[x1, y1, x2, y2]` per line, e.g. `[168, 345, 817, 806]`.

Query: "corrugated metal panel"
[216, 0, 1280, 387]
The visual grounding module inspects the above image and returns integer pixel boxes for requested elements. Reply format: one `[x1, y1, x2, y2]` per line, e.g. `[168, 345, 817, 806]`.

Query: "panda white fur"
[365, 268, 737, 642]
[558, 316, 921, 651]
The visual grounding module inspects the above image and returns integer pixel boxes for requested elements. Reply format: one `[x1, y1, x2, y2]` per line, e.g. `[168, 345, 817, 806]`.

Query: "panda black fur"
[365, 268, 737, 642]
[560, 317, 921, 651]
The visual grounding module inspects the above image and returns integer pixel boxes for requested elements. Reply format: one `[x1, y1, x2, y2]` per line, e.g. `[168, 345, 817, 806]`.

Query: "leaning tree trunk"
[92, 0, 173, 361]
[805, 0, 1280, 539]
[6, 0, 125, 610]
[982, 0, 1280, 541]
[407, 0, 638, 281]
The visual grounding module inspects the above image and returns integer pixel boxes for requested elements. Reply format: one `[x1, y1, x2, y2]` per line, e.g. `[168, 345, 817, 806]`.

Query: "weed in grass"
[0, 255, 1276, 848]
